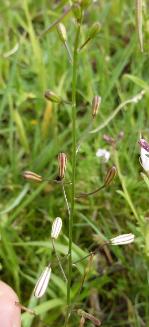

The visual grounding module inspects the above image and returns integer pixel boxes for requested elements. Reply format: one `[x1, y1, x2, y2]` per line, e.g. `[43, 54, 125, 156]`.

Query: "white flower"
[51, 217, 62, 239]
[34, 265, 51, 298]
[139, 138, 149, 173]
[110, 233, 135, 245]
[96, 149, 110, 162]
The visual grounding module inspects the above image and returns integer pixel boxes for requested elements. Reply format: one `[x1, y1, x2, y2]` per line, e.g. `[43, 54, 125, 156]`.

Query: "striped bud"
[87, 22, 101, 40]
[51, 217, 62, 239]
[110, 233, 135, 245]
[57, 23, 67, 43]
[58, 152, 67, 180]
[138, 138, 149, 152]
[34, 265, 51, 298]
[92, 95, 101, 118]
[44, 90, 62, 103]
[23, 171, 42, 182]
[104, 166, 117, 186]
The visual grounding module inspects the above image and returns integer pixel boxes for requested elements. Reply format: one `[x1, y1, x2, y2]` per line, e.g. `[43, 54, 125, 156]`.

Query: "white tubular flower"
[139, 138, 149, 173]
[110, 233, 135, 245]
[34, 265, 51, 298]
[51, 217, 62, 240]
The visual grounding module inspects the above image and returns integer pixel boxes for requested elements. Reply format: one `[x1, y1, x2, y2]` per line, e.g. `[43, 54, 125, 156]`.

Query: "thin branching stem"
[51, 238, 67, 282]
[66, 19, 82, 324]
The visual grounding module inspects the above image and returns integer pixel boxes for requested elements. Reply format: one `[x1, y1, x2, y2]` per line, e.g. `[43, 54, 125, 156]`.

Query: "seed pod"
[23, 171, 42, 182]
[92, 95, 101, 118]
[87, 22, 101, 40]
[58, 152, 67, 180]
[110, 233, 135, 245]
[34, 266, 51, 298]
[104, 166, 117, 186]
[51, 217, 62, 239]
[44, 90, 62, 103]
[57, 23, 67, 43]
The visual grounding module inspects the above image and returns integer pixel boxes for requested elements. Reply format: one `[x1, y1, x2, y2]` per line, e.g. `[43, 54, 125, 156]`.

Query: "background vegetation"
[0, 0, 149, 326]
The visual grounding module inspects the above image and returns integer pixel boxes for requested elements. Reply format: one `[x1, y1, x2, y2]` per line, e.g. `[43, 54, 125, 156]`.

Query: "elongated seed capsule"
[104, 166, 117, 186]
[110, 233, 135, 245]
[57, 23, 67, 43]
[58, 152, 67, 180]
[92, 95, 101, 118]
[87, 22, 101, 40]
[44, 90, 62, 103]
[34, 266, 51, 298]
[51, 217, 62, 239]
[23, 171, 42, 182]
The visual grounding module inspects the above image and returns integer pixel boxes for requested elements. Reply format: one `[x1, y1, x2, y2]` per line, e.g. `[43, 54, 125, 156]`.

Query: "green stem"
[66, 21, 81, 323]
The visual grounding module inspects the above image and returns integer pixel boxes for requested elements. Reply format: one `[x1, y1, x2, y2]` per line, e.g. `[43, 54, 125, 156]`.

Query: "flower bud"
[23, 171, 42, 182]
[51, 217, 62, 239]
[57, 23, 67, 43]
[110, 233, 135, 245]
[73, 3, 82, 22]
[104, 166, 117, 186]
[138, 138, 149, 152]
[80, 0, 91, 9]
[34, 265, 51, 298]
[92, 95, 101, 118]
[87, 22, 101, 40]
[58, 152, 67, 180]
[44, 90, 62, 103]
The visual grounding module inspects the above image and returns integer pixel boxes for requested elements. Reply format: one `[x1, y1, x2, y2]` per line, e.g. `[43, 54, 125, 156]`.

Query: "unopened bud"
[110, 233, 135, 245]
[80, 0, 91, 9]
[34, 265, 51, 298]
[104, 166, 117, 186]
[58, 152, 67, 180]
[51, 217, 62, 239]
[73, 3, 82, 22]
[23, 171, 42, 182]
[77, 310, 101, 326]
[57, 23, 67, 43]
[88, 22, 101, 40]
[44, 90, 62, 104]
[92, 95, 101, 118]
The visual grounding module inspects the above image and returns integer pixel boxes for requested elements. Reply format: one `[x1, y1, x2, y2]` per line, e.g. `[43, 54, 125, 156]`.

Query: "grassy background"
[0, 0, 149, 326]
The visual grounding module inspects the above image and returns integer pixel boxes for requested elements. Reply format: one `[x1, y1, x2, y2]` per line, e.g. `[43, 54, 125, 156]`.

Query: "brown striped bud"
[44, 90, 62, 103]
[92, 95, 101, 118]
[77, 310, 101, 326]
[57, 23, 67, 43]
[104, 166, 117, 186]
[58, 152, 67, 180]
[23, 171, 42, 182]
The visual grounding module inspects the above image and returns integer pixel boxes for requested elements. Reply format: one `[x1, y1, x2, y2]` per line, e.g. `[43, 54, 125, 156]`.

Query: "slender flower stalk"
[51, 238, 67, 282]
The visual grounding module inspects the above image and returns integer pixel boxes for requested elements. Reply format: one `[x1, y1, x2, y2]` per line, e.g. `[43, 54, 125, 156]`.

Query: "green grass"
[0, 0, 149, 326]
